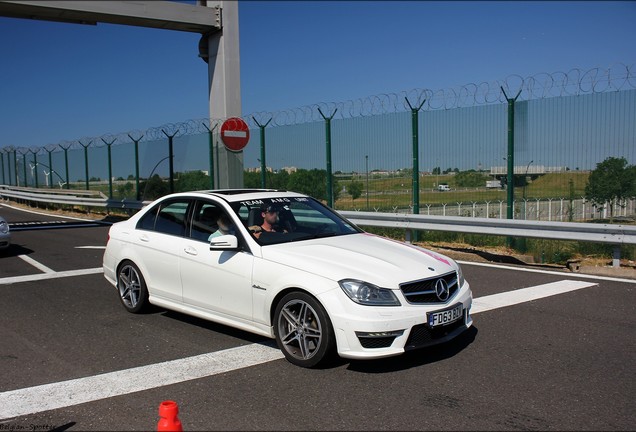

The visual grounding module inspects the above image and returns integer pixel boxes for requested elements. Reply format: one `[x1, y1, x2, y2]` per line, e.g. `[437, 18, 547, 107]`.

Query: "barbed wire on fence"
[7, 62, 636, 154]
[246, 62, 636, 126]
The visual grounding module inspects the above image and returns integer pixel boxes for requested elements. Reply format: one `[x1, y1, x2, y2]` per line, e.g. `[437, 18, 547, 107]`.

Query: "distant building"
[490, 165, 568, 175]
[246, 166, 273, 173]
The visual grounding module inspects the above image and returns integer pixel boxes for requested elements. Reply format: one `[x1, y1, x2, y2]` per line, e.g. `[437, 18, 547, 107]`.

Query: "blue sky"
[0, 0, 635, 150]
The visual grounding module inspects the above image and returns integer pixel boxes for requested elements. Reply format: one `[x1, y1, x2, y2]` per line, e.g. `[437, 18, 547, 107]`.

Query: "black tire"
[116, 260, 149, 313]
[273, 291, 336, 368]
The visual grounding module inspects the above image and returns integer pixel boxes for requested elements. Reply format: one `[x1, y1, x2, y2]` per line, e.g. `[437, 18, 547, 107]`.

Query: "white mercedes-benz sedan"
[103, 189, 473, 367]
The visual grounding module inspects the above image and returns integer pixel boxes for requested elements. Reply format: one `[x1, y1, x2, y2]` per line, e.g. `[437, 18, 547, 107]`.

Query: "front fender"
[250, 257, 339, 327]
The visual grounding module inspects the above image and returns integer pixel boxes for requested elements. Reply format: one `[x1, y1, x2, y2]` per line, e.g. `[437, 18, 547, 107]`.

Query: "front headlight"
[339, 279, 401, 306]
[456, 262, 465, 287]
[0, 221, 8, 234]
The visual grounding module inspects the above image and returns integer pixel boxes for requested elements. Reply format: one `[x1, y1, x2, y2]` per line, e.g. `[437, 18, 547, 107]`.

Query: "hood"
[261, 233, 457, 288]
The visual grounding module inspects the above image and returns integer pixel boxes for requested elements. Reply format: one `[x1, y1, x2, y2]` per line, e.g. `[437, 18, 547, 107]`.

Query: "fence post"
[29, 148, 39, 188]
[318, 108, 337, 207]
[501, 87, 522, 220]
[59, 143, 72, 189]
[405, 98, 426, 215]
[405, 97, 426, 242]
[162, 130, 179, 194]
[253, 117, 272, 189]
[128, 134, 143, 201]
[501, 87, 522, 248]
[102, 138, 117, 199]
[1, 148, 10, 186]
[201, 123, 217, 190]
[4, 150, 9, 185]
[4, 150, 11, 186]
[19, 149, 28, 187]
[12, 149, 17, 187]
[45, 146, 55, 188]
[0, 151, 4, 185]
[568, 179, 575, 221]
[78, 140, 92, 191]
[13, 148, 19, 187]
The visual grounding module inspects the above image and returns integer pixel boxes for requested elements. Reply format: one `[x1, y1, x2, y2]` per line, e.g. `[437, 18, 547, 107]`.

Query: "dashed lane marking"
[0, 268, 104, 285]
[0, 279, 598, 420]
[1, 251, 103, 285]
[459, 260, 636, 284]
[8, 221, 105, 231]
[0, 343, 285, 420]
[17, 255, 55, 274]
[470, 279, 597, 314]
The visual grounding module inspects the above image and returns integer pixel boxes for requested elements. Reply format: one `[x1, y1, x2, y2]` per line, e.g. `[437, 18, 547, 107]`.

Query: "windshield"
[230, 196, 362, 245]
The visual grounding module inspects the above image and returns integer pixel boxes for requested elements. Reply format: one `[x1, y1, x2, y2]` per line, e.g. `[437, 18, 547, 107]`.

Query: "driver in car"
[253, 204, 288, 239]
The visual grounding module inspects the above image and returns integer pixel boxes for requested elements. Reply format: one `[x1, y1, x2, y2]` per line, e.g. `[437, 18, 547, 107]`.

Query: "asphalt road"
[0, 203, 634, 431]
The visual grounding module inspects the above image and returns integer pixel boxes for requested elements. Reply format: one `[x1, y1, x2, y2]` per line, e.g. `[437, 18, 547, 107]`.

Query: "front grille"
[404, 312, 467, 350]
[400, 271, 459, 304]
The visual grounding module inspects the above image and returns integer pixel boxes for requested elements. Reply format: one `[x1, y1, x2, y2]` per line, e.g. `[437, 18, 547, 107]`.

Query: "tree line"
[134, 169, 341, 203]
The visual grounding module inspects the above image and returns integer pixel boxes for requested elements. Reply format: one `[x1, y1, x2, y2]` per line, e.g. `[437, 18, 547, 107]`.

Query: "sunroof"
[205, 189, 281, 196]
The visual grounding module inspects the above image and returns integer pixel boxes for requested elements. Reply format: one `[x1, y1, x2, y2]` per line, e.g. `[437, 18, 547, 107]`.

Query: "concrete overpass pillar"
[199, 1, 243, 188]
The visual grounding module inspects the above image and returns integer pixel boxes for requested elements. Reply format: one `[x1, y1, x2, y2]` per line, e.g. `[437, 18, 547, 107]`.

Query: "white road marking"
[17, 255, 55, 274]
[0, 343, 285, 420]
[470, 280, 596, 314]
[0, 278, 600, 420]
[0, 268, 103, 285]
[459, 260, 636, 284]
[75, 246, 106, 250]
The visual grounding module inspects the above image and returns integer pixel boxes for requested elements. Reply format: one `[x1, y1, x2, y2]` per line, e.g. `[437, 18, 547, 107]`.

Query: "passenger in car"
[209, 212, 236, 239]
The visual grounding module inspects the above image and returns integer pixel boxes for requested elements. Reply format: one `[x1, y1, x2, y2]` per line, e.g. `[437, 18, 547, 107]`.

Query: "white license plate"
[428, 304, 463, 327]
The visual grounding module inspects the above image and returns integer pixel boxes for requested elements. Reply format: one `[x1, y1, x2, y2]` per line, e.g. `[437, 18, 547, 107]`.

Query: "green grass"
[335, 172, 591, 210]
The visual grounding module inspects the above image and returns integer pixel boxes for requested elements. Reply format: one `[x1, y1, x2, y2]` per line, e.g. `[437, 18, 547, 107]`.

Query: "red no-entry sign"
[220, 117, 250, 152]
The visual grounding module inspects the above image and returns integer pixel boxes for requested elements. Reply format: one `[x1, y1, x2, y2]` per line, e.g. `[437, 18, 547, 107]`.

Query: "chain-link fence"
[1, 63, 634, 221]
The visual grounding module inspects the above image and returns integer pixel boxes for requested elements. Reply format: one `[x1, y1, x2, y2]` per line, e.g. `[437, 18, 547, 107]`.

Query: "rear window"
[137, 200, 190, 237]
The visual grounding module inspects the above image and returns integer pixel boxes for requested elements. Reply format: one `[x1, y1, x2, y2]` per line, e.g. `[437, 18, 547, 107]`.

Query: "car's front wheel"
[117, 261, 148, 313]
[274, 291, 335, 368]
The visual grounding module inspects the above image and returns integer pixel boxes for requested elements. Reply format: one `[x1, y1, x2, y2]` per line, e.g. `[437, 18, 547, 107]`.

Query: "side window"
[137, 200, 190, 237]
[190, 201, 223, 242]
[138, 205, 159, 231]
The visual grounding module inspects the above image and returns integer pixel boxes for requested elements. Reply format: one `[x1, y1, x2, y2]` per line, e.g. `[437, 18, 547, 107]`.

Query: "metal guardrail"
[2, 186, 634, 267]
[339, 211, 636, 268]
[339, 211, 636, 245]
[0, 185, 145, 210]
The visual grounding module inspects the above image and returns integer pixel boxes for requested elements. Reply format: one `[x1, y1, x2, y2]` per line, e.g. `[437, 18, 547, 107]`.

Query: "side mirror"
[209, 234, 239, 250]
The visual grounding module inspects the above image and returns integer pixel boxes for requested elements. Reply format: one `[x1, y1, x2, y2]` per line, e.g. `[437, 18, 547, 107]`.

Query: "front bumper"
[319, 281, 473, 360]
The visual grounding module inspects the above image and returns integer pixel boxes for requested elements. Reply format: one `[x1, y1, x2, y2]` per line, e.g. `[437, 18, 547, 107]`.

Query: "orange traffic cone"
[157, 400, 183, 432]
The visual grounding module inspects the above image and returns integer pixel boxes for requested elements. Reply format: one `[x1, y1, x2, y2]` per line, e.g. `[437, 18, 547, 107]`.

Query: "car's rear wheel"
[274, 291, 335, 368]
[117, 261, 148, 313]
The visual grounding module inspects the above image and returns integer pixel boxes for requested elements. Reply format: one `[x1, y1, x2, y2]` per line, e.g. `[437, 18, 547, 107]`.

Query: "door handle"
[184, 246, 198, 256]
[139, 234, 149, 242]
